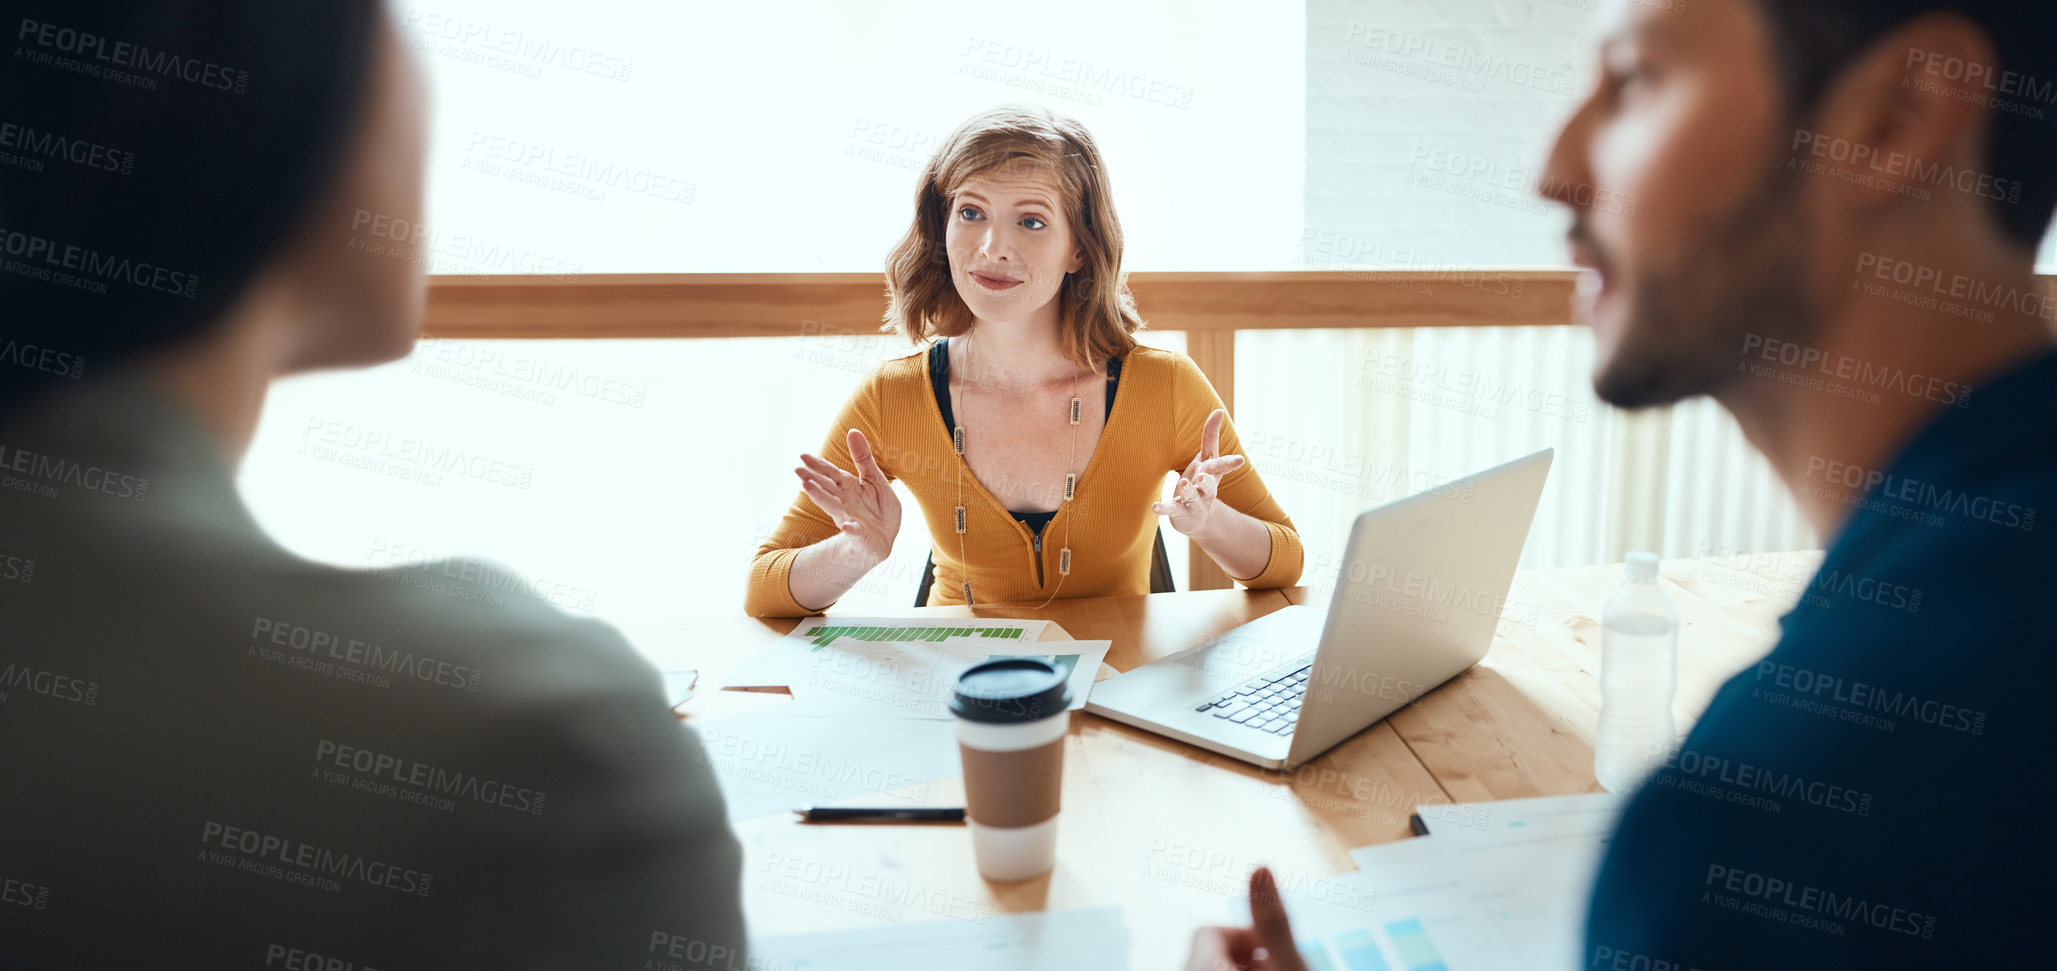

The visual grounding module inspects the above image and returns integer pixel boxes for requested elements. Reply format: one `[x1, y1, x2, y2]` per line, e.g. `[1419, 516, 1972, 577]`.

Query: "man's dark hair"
[1755, 0, 2057, 249]
[0, 1, 379, 406]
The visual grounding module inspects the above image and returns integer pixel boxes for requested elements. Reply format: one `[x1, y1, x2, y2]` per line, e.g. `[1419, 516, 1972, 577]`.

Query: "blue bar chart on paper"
[1298, 914, 1469, 971]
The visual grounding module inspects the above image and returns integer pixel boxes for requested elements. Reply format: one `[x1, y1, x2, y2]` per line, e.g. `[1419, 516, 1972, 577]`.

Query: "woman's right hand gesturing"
[795, 427, 901, 567]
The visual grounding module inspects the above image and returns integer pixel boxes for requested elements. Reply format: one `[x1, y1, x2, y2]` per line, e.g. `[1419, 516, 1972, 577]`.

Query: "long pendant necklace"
[951, 335, 1076, 609]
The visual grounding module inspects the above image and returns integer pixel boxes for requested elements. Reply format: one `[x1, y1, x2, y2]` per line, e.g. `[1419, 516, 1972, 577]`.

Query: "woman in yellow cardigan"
[746, 105, 1302, 617]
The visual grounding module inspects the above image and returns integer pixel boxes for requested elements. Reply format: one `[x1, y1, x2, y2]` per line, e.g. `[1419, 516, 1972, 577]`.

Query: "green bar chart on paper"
[725, 618, 1055, 691]
[804, 624, 1030, 649]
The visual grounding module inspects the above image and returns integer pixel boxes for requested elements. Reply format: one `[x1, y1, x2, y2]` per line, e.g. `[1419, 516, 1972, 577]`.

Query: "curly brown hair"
[884, 104, 1144, 368]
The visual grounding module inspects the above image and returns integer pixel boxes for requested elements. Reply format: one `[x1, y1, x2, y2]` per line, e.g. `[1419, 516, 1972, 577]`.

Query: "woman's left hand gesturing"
[1153, 408, 1247, 537]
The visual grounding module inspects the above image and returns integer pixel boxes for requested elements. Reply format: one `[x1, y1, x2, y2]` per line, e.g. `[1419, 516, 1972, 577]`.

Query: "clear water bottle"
[1594, 551, 1678, 793]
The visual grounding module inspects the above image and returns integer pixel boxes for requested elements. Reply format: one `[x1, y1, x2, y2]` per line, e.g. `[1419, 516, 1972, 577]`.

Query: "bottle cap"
[1626, 551, 1659, 580]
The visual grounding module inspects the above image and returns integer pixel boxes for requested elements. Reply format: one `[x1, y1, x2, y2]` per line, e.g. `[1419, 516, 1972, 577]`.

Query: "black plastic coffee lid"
[949, 658, 1072, 723]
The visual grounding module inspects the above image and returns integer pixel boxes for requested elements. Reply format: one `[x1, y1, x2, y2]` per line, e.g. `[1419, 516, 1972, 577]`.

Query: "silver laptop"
[1084, 449, 1552, 769]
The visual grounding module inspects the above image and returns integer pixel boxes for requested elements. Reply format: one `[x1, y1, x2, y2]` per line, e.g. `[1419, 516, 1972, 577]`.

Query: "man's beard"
[1591, 167, 1819, 410]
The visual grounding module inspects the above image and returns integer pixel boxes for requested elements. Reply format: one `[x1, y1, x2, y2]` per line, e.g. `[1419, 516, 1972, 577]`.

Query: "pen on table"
[794, 806, 967, 823]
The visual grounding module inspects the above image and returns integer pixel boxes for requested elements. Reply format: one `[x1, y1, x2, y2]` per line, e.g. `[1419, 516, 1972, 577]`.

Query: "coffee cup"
[949, 658, 1072, 882]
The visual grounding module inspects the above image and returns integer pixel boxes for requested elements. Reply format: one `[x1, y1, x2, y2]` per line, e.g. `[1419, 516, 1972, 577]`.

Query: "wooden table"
[663, 550, 1821, 967]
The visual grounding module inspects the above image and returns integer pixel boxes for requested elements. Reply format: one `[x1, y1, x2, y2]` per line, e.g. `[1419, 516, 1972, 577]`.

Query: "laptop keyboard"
[1194, 663, 1311, 736]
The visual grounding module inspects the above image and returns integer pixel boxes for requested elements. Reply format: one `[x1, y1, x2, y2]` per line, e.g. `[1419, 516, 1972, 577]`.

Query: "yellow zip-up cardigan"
[745, 344, 1303, 617]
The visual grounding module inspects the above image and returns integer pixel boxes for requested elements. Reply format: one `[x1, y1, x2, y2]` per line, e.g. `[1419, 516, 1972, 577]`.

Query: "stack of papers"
[782, 637, 1109, 719]
[689, 704, 966, 821]
[1236, 793, 1625, 971]
[693, 618, 1108, 821]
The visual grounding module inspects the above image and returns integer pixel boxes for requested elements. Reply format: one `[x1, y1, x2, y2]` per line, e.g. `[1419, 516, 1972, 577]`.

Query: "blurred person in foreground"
[0, 2, 746, 967]
[1188, 0, 2054, 966]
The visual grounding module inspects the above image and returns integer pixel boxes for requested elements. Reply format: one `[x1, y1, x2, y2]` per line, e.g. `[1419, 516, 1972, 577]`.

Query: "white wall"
[1241, 0, 1811, 587]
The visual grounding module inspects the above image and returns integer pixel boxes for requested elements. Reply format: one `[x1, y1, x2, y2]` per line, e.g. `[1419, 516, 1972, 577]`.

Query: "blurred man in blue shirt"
[1188, 0, 2054, 967]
